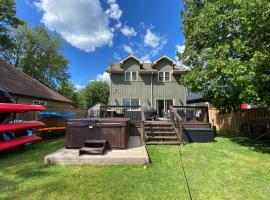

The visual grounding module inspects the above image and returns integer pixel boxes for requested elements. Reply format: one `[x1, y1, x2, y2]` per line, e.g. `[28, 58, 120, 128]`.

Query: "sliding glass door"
[156, 99, 173, 118]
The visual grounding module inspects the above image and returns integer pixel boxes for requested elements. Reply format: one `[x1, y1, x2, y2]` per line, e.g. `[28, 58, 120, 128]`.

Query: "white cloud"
[120, 25, 137, 37]
[95, 72, 111, 82]
[175, 44, 188, 68]
[141, 29, 167, 61]
[114, 27, 167, 61]
[113, 52, 121, 60]
[123, 45, 134, 54]
[175, 44, 184, 61]
[176, 44, 185, 54]
[74, 84, 85, 90]
[107, 0, 116, 3]
[105, 0, 122, 21]
[144, 29, 161, 48]
[35, 0, 113, 52]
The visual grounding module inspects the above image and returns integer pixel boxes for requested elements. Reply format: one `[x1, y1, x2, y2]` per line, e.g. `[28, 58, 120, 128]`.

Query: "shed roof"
[0, 60, 73, 104]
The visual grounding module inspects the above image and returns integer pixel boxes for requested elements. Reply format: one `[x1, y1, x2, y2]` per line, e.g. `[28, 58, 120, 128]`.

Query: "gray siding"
[109, 58, 187, 108]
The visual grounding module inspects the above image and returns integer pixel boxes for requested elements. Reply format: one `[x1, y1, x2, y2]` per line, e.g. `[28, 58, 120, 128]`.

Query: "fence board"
[9, 106, 87, 127]
[209, 108, 269, 134]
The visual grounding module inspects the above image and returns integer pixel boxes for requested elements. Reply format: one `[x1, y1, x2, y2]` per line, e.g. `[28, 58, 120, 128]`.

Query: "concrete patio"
[45, 136, 149, 165]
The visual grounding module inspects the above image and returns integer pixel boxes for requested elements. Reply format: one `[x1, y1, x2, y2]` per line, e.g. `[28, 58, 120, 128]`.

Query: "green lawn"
[0, 133, 269, 200]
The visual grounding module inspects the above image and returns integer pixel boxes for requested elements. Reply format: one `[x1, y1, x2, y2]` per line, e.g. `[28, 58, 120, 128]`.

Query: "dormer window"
[158, 71, 171, 82]
[125, 71, 138, 81]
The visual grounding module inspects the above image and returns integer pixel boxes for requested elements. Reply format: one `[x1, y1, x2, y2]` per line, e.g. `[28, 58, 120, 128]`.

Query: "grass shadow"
[218, 131, 270, 154]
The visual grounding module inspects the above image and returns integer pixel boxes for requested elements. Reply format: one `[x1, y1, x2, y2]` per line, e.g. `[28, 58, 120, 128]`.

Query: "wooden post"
[141, 109, 146, 144]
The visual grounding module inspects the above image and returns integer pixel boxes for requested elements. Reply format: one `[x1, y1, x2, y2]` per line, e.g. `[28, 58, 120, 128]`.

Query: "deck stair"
[79, 140, 108, 156]
[144, 121, 180, 144]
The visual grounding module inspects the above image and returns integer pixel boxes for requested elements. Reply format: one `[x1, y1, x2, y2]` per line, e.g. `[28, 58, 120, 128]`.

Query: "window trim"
[158, 71, 171, 82]
[122, 98, 141, 111]
[33, 100, 47, 106]
[125, 71, 138, 81]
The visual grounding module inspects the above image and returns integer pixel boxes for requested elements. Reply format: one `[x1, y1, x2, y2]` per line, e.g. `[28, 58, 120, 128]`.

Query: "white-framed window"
[125, 71, 138, 81]
[122, 98, 140, 110]
[158, 71, 171, 82]
[33, 100, 47, 106]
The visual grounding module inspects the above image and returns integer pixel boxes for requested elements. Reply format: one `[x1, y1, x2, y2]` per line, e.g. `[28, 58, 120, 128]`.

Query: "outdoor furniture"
[247, 117, 270, 140]
[143, 108, 157, 120]
[183, 128, 214, 143]
[65, 118, 130, 149]
[182, 123, 214, 143]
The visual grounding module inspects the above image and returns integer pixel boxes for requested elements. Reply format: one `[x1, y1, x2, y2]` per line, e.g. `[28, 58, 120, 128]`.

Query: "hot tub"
[65, 118, 130, 149]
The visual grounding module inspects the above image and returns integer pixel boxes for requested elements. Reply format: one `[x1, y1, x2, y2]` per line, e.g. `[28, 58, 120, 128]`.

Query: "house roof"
[119, 55, 143, 64]
[153, 55, 176, 65]
[0, 60, 73, 104]
[187, 92, 205, 103]
[107, 55, 186, 74]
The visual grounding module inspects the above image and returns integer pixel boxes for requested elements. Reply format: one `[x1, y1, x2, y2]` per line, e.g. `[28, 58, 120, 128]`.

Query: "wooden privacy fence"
[13, 106, 87, 127]
[209, 107, 270, 134]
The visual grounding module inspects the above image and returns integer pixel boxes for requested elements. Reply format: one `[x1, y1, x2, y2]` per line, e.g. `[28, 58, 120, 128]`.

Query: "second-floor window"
[125, 71, 138, 81]
[158, 71, 171, 82]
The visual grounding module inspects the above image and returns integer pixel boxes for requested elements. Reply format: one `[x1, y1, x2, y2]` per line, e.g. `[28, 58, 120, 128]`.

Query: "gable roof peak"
[153, 55, 176, 65]
[119, 54, 142, 64]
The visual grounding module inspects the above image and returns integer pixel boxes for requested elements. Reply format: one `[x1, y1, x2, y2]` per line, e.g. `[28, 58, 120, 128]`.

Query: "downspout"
[151, 72, 153, 107]
[109, 73, 112, 104]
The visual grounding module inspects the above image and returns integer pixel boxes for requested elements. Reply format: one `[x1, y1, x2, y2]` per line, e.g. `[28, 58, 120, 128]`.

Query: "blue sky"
[16, 0, 185, 89]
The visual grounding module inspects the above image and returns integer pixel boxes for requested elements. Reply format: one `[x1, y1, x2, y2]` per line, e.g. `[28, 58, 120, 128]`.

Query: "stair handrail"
[169, 106, 183, 123]
[169, 106, 183, 144]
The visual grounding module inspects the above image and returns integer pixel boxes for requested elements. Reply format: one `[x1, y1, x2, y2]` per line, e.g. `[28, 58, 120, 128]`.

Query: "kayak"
[39, 112, 75, 118]
[0, 135, 42, 151]
[0, 121, 45, 133]
[0, 103, 46, 113]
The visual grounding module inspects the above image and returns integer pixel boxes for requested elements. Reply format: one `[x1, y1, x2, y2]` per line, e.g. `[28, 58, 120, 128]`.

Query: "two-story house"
[106, 55, 187, 117]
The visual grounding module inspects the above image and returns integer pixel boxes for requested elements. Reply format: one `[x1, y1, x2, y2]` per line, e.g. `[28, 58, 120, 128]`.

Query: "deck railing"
[170, 106, 209, 123]
[169, 106, 184, 144]
[100, 105, 142, 122]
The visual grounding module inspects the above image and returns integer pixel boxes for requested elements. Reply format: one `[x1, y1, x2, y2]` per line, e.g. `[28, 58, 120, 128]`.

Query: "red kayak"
[0, 121, 45, 133]
[0, 135, 42, 151]
[0, 103, 46, 113]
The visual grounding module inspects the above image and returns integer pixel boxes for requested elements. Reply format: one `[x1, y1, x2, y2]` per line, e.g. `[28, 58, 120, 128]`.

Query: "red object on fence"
[0, 103, 45, 113]
[241, 103, 248, 110]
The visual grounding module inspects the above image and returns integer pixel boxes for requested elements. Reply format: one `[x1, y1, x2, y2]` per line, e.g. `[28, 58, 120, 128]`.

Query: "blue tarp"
[39, 112, 76, 118]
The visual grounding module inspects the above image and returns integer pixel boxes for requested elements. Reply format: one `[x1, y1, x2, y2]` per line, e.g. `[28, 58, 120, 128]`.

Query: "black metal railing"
[100, 105, 142, 122]
[170, 106, 209, 123]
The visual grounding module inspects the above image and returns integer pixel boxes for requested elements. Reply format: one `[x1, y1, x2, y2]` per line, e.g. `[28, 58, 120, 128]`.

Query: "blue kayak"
[39, 112, 76, 118]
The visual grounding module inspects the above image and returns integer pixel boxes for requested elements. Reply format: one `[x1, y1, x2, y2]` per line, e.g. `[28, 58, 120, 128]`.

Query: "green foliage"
[0, 0, 23, 52]
[180, 0, 270, 112]
[83, 81, 110, 108]
[58, 80, 85, 108]
[1, 24, 70, 90]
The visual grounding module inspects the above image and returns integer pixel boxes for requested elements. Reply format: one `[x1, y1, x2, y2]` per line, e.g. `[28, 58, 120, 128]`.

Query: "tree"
[180, 0, 270, 112]
[0, 0, 23, 53]
[58, 80, 83, 108]
[83, 81, 110, 108]
[1, 24, 70, 90]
